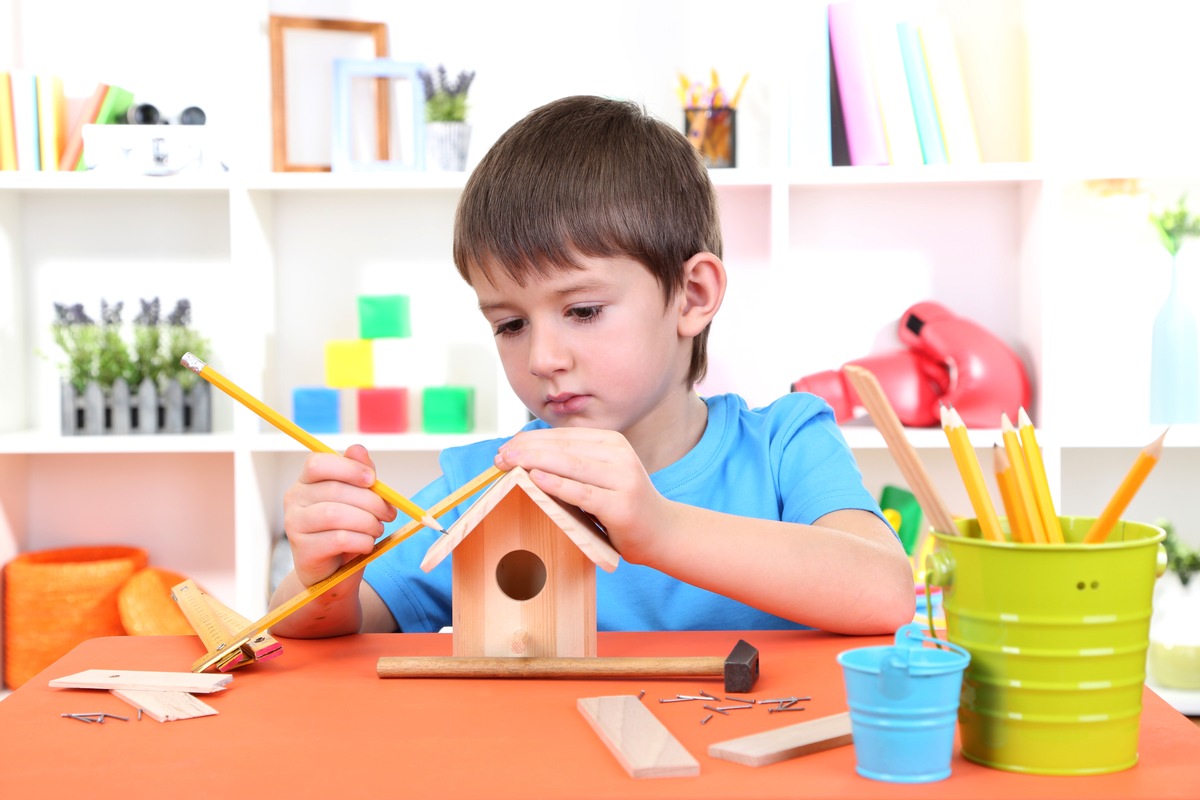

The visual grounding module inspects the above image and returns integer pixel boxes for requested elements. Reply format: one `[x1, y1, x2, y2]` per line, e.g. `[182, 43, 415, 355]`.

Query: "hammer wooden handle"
[377, 656, 725, 680]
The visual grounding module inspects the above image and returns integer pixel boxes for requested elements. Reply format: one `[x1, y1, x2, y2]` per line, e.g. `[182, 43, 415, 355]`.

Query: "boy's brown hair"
[453, 95, 722, 386]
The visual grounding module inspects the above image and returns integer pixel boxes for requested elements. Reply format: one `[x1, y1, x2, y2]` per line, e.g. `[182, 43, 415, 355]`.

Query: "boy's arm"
[626, 502, 914, 635]
[268, 571, 398, 638]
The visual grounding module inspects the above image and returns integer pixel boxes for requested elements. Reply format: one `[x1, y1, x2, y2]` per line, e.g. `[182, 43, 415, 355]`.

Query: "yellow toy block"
[325, 339, 375, 388]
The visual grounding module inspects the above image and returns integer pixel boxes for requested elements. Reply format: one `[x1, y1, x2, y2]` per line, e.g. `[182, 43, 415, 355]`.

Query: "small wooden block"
[50, 669, 232, 694]
[111, 689, 218, 722]
[578, 695, 699, 779]
[708, 711, 853, 768]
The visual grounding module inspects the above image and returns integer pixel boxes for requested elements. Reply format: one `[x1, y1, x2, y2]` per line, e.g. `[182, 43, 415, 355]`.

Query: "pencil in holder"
[683, 107, 736, 168]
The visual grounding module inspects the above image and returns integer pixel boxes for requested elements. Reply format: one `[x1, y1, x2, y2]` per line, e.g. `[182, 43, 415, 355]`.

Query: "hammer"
[377, 639, 760, 693]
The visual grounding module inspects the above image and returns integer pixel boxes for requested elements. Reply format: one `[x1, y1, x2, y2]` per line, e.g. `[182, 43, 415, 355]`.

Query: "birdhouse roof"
[420, 467, 620, 574]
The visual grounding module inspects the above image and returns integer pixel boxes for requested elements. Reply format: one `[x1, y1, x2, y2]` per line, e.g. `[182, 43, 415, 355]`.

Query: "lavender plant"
[419, 65, 476, 122]
[130, 297, 165, 387]
[162, 299, 211, 390]
[51, 302, 98, 393]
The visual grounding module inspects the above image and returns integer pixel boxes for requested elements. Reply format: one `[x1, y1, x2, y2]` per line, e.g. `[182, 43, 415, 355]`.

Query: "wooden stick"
[1083, 429, 1167, 544]
[51, 669, 231, 694]
[1017, 407, 1063, 544]
[191, 464, 507, 673]
[708, 711, 853, 767]
[181, 353, 442, 533]
[578, 695, 699, 778]
[841, 365, 958, 539]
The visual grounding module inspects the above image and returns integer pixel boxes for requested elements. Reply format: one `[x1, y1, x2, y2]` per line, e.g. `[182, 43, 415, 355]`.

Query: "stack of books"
[0, 74, 134, 171]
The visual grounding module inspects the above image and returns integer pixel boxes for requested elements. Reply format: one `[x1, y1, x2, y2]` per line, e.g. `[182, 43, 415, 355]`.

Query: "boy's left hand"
[494, 428, 666, 562]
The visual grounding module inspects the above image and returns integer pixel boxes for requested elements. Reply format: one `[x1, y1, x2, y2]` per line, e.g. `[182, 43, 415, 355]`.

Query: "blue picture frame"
[331, 58, 426, 171]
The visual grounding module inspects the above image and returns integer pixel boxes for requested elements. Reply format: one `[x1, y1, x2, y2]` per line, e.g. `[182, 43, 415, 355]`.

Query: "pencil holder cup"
[683, 107, 735, 168]
[837, 623, 970, 783]
[925, 517, 1167, 775]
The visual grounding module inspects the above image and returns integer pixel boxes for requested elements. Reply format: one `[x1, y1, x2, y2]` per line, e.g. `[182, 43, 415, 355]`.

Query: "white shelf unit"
[4, 0, 1200, 677]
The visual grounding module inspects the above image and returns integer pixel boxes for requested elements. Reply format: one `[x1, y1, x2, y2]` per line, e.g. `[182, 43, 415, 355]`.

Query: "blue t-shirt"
[364, 392, 884, 632]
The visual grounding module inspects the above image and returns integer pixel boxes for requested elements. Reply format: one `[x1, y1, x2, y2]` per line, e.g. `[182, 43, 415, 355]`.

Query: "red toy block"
[358, 387, 408, 433]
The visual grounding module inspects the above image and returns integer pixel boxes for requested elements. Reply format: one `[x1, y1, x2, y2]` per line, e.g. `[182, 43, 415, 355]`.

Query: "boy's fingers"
[299, 450, 377, 488]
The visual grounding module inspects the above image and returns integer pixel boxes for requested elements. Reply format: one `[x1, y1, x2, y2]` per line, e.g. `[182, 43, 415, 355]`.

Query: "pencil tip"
[1000, 412, 1014, 431]
[1018, 407, 1032, 427]
[422, 515, 445, 533]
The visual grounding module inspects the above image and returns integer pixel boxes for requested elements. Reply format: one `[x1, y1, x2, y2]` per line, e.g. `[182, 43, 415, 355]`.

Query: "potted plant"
[419, 64, 476, 171]
[49, 297, 212, 434]
[1148, 519, 1200, 689]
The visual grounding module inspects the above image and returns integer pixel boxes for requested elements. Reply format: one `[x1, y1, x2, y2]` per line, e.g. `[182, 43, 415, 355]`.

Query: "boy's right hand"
[282, 444, 398, 588]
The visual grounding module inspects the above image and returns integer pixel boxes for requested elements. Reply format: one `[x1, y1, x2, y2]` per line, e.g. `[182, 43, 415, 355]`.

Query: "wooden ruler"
[188, 464, 505, 673]
[172, 579, 281, 672]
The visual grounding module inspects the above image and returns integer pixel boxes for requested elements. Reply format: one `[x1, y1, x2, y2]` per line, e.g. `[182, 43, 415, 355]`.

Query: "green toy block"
[422, 386, 474, 433]
[880, 484, 924, 555]
[358, 294, 412, 339]
[325, 339, 375, 388]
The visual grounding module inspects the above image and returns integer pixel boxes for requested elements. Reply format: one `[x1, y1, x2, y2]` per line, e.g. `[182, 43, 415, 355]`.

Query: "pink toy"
[793, 350, 949, 428]
[793, 301, 1032, 428]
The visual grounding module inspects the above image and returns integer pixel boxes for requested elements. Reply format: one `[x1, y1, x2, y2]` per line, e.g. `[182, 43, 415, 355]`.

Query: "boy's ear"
[676, 251, 727, 337]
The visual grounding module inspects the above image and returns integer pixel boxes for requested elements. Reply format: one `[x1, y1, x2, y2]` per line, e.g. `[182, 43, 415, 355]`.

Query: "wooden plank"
[708, 711, 853, 767]
[110, 689, 218, 722]
[577, 695, 699, 779]
[49, 669, 231, 694]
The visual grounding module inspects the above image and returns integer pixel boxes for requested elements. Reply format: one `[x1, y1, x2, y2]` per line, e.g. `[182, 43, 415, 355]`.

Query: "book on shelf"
[919, 14, 981, 163]
[864, 7, 923, 166]
[35, 74, 66, 172]
[897, 20, 947, 165]
[9, 69, 39, 171]
[788, 0, 833, 168]
[828, 1, 889, 166]
[0, 72, 16, 170]
[92, 84, 133, 126]
[59, 82, 110, 171]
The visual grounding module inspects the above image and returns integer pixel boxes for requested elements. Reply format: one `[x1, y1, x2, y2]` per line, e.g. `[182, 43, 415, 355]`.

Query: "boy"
[272, 96, 914, 638]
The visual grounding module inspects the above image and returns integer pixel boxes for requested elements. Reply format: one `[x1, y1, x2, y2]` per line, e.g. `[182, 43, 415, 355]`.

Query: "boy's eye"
[568, 305, 603, 323]
[493, 318, 526, 337]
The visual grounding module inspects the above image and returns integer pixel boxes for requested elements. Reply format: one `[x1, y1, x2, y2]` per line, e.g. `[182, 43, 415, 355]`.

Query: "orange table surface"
[2, 630, 1198, 799]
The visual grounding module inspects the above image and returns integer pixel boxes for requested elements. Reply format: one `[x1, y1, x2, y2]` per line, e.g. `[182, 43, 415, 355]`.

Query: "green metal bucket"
[925, 516, 1167, 775]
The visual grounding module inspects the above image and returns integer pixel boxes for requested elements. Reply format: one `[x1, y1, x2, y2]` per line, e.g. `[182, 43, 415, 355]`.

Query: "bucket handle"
[890, 622, 969, 669]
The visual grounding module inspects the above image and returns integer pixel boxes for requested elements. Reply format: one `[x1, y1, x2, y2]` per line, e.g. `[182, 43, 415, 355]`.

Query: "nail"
[714, 704, 754, 711]
[724, 696, 755, 704]
[637, 690, 645, 701]
[768, 706, 807, 713]
[659, 697, 695, 703]
[700, 714, 714, 725]
[137, 708, 144, 721]
[698, 690, 719, 700]
[702, 704, 730, 716]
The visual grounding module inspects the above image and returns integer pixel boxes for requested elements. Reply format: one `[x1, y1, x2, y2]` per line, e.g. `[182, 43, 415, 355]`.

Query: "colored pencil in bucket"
[1083, 430, 1168, 544]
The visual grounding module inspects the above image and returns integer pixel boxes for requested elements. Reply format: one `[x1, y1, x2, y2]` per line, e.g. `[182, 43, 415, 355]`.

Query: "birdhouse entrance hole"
[495, 549, 547, 601]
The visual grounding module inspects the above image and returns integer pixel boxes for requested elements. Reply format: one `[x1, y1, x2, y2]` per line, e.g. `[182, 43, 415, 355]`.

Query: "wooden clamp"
[173, 579, 281, 672]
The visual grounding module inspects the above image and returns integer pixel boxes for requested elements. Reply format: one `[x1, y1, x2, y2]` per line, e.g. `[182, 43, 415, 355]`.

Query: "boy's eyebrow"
[476, 277, 614, 314]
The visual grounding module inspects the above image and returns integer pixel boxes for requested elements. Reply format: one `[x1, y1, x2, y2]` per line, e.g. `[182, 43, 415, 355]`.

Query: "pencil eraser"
[358, 387, 408, 433]
[292, 387, 340, 433]
[358, 294, 411, 339]
[422, 386, 474, 433]
[325, 339, 375, 388]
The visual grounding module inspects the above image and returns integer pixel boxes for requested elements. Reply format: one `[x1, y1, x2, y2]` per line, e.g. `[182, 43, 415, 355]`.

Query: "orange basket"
[118, 566, 196, 636]
[3, 545, 147, 688]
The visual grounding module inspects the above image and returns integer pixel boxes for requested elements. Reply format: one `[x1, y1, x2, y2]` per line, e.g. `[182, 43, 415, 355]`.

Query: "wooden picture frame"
[268, 16, 390, 172]
[331, 59, 426, 172]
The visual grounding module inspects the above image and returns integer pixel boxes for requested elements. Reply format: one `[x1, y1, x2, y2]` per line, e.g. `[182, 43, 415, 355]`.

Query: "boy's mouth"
[544, 393, 590, 415]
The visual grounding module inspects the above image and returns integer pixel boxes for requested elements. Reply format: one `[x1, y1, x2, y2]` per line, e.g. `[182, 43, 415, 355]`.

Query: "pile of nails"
[61, 710, 141, 723]
[651, 690, 811, 724]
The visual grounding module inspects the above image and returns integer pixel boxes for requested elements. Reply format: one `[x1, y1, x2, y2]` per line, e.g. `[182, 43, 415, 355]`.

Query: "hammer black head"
[724, 639, 760, 693]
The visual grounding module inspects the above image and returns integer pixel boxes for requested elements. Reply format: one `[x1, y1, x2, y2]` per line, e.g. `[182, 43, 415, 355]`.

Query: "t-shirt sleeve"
[773, 396, 886, 526]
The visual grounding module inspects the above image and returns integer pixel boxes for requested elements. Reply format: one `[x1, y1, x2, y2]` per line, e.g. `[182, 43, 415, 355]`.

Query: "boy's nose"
[527, 326, 570, 376]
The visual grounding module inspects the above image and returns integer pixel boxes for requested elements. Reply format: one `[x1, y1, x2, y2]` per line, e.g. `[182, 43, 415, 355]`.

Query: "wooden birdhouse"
[420, 467, 619, 658]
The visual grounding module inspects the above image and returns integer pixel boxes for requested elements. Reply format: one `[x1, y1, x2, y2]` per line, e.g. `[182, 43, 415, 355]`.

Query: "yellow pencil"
[1017, 407, 1062, 544]
[730, 73, 750, 108]
[1083, 430, 1168, 544]
[181, 353, 444, 533]
[1000, 413, 1045, 544]
[941, 406, 1005, 542]
[992, 444, 1029, 544]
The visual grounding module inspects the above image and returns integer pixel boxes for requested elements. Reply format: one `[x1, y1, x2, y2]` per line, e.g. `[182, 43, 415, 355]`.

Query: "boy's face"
[470, 254, 691, 437]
